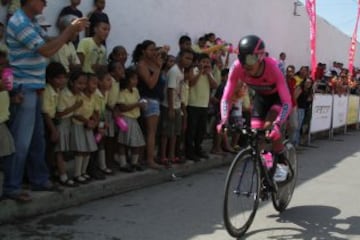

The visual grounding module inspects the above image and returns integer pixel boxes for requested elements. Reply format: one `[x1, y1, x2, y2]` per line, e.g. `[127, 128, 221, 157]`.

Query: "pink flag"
[306, 0, 317, 80]
[348, 0, 360, 79]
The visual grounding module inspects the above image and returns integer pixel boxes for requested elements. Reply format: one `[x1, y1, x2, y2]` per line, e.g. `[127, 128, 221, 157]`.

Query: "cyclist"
[217, 35, 292, 182]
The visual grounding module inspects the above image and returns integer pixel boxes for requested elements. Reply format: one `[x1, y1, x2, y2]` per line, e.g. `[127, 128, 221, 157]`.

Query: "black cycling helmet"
[238, 35, 266, 66]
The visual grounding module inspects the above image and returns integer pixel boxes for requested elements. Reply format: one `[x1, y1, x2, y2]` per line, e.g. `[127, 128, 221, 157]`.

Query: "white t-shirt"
[162, 64, 183, 109]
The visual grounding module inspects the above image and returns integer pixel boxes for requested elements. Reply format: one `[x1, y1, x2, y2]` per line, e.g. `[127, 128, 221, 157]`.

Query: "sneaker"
[273, 163, 289, 182]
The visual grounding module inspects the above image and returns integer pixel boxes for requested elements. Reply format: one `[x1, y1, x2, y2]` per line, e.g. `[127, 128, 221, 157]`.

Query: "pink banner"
[306, 0, 317, 80]
[348, 0, 360, 79]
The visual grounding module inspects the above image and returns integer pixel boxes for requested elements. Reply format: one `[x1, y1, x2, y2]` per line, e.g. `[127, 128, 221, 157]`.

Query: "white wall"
[0, 0, 359, 69]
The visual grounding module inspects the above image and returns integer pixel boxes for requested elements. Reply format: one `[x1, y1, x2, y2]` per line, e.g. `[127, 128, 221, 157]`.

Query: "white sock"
[98, 149, 107, 170]
[131, 155, 139, 165]
[82, 155, 90, 175]
[75, 155, 83, 177]
[118, 155, 127, 167]
[60, 174, 68, 182]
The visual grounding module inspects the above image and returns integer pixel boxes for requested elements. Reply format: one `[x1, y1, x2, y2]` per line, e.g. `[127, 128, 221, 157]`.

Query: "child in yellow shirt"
[0, 50, 14, 158]
[115, 67, 146, 172]
[55, 69, 87, 186]
[105, 60, 125, 166]
[71, 73, 99, 183]
[77, 20, 110, 73]
[94, 67, 113, 175]
[42, 62, 67, 180]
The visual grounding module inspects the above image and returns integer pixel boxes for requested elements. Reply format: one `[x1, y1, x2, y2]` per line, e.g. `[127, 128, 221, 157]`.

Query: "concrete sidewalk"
[0, 142, 232, 224]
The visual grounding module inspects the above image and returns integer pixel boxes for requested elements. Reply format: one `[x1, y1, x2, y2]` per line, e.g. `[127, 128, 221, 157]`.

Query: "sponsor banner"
[347, 95, 359, 125]
[310, 94, 332, 133]
[332, 95, 349, 128]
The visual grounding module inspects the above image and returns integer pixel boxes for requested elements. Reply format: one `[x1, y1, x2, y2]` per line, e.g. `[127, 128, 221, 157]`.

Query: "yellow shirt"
[0, 91, 10, 123]
[57, 87, 78, 119]
[294, 76, 303, 86]
[73, 92, 98, 125]
[188, 74, 211, 108]
[212, 66, 222, 86]
[117, 88, 140, 119]
[77, 37, 107, 73]
[0, 43, 8, 55]
[42, 84, 59, 119]
[107, 77, 120, 109]
[51, 42, 80, 73]
[94, 89, 109, 119]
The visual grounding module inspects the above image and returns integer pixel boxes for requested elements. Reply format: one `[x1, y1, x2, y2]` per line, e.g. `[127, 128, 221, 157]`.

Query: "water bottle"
[261, 151, 273, 169]
[115, 116, 128, 132]
[95, 121, 105, 143]
[1, 68, 14, 91]
[95, 133, 102, 143]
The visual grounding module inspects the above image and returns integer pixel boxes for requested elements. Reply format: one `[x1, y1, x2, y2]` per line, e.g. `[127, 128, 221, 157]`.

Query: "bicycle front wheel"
[272, 141, 298, 212]
[223, 149, 261, 238]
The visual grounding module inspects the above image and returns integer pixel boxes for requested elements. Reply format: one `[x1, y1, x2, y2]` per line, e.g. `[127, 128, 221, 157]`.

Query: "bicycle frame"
[238, 127, 278, 194]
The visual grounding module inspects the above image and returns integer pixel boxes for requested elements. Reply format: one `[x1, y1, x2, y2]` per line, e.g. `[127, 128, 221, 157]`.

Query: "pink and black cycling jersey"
[221, 57, 292, 126]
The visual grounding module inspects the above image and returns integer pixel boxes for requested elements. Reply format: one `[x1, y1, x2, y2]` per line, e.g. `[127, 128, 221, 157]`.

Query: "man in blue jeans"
[2, 0, 88, 202]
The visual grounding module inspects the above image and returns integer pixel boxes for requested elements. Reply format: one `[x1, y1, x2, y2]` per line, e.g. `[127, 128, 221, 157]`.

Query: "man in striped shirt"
[2, 0, 88, 202]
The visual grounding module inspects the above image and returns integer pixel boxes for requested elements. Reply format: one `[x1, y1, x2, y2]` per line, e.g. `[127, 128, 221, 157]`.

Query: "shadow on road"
[244, 205, 360, 240]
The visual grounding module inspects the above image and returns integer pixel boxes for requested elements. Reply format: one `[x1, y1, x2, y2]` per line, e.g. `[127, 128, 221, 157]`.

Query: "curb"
[0, 153, 232, 224]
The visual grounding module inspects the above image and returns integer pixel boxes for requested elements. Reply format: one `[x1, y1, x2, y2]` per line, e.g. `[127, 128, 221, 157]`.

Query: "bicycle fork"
[233, 159, 257, 199]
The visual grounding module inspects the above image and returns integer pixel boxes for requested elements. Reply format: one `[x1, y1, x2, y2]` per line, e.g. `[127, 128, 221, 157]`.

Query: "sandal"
[74, 176, 88, 184]
[82, 174, 91, 180]
[170, 157, 186, 164]
[59, 178, 78, 187]
[99, 168, 113, 175]
[223, 148, 237, 154]
[147, 162, 164, 170]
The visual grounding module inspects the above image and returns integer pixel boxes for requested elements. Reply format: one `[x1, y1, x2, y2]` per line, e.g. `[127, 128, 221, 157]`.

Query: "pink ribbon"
[306, 0, 317, 80]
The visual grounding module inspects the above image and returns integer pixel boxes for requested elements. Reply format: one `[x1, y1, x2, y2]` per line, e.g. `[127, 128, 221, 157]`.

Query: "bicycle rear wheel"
[272, 141, 298, 212]
[223, 150, 261, 238]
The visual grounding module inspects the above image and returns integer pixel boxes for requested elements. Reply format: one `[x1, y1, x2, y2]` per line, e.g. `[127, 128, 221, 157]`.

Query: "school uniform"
[94, 89, 109, 148]
[55, 88, 77, 152]
[105, 77, 120, 137]
[117, 88, 145, 147]
[0, 91, 15, 157]
[70, 92, 98, 152]
[42, 84, 60, 146]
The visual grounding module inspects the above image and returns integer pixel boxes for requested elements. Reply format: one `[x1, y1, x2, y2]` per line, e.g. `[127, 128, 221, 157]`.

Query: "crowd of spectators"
[0, 0, 359, 203]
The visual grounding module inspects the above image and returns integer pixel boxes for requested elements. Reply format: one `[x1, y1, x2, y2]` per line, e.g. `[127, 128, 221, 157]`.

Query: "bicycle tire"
[223, 149, 261, 238]
[272, 140, 298, 212]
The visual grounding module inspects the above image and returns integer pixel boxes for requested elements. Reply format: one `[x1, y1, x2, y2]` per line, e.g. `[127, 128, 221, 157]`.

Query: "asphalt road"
[1, 131, 360, 240]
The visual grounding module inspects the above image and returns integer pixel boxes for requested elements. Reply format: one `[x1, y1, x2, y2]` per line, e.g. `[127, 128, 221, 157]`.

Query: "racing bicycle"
[223, 126, 297, 238]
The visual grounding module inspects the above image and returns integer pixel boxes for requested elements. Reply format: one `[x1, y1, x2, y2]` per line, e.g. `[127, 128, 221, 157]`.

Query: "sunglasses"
[239, 54, 260, 67]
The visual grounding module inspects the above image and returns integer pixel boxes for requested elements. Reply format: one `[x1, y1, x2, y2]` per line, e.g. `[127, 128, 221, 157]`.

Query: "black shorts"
[252, 92, 281, 120]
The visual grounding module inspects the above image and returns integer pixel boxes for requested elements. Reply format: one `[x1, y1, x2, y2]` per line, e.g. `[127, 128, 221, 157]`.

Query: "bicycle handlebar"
[224, 124, 267, 137]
